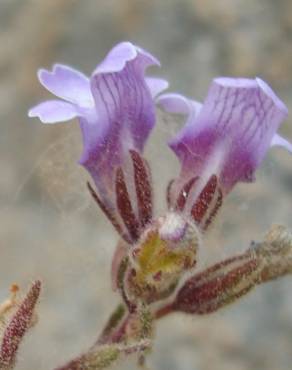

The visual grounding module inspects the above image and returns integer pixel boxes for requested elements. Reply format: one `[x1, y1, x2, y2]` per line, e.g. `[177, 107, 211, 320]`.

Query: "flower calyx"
[124, 212, 200, 304]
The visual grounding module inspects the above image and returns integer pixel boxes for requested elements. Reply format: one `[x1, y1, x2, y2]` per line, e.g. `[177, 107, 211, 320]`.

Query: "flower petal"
[167, 78, 289, 195]
[158, 93, 202, 116]
[158, 94, 202, 151]
[28, 100, 78, 123]
[80, 42, 159, 183]
[93, 42, 160, 75]
[38, 64, 94, 107]
[271, 134, 292, 153]
[145, 77, 169, 98]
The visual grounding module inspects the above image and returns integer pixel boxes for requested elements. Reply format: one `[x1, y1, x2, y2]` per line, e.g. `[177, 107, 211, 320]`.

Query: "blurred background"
[0, 0, 292, 369]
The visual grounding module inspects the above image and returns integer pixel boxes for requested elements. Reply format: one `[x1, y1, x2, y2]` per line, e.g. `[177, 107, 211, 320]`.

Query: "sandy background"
[0, 1, 292, 369]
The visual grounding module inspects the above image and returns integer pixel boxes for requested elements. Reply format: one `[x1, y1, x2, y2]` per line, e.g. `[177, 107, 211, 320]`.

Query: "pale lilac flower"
[29, 42, 168, 243]
[29, 42, 167, 197]
[158, 78, 292, 228]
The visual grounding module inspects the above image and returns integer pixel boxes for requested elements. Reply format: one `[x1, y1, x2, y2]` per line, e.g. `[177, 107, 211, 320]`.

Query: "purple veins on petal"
[159, 77, 291, 197]
[29, 42, 166, 235]
[86, 46, 157, 162]
[78, 42, 162, 207]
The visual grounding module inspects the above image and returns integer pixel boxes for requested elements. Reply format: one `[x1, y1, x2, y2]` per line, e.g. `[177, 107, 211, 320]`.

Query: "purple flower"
[29, 42, 167, 197]
[29, 42, 168, 243]
[159, 78, 292, 228]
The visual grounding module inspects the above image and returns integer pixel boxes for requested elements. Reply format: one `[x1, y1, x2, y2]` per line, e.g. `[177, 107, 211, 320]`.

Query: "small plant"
[2, 42, 292, 369]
